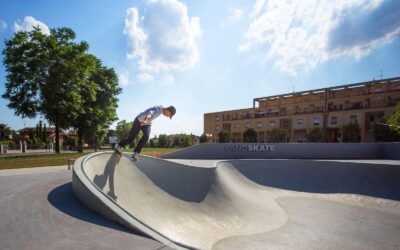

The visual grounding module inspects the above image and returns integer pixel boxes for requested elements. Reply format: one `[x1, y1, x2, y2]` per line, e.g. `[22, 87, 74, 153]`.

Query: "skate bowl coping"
[72, 151, 400, 249]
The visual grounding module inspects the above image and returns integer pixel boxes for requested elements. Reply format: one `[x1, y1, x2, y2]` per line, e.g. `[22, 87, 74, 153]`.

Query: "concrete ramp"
[72, 152, 400, 249]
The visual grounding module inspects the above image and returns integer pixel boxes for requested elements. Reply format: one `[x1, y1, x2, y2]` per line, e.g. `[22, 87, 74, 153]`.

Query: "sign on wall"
[225, 144, 275, 152]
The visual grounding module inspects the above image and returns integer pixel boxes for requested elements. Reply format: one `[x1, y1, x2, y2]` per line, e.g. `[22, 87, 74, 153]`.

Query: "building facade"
[204, 77, 400, 143]
[18, 127, 67, 144]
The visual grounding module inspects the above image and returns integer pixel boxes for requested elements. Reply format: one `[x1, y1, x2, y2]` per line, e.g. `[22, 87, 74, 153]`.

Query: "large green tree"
[116, 120, 132, 141]
[73, 57, 121, 152]
[2, 27, 93, 153]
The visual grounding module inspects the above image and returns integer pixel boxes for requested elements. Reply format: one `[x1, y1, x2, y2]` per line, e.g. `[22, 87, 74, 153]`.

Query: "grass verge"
[0, 148, 180, 170]
[0, 153, 89, 170]
[122, 147, 179, 157]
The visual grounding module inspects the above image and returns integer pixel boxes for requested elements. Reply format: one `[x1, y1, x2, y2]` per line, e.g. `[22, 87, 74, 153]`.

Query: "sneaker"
[132, 152, 139, 162]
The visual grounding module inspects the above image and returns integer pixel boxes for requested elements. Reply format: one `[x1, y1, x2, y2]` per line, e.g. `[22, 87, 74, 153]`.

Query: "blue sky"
[1, 0, 400, 136]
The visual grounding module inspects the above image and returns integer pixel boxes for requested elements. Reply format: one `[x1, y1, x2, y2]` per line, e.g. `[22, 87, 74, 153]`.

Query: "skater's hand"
[141, 114, 152, 125]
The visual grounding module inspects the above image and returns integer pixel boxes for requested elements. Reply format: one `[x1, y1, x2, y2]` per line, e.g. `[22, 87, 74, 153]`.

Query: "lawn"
[122, 147, 179, 157]
[0, 148, 179, 170]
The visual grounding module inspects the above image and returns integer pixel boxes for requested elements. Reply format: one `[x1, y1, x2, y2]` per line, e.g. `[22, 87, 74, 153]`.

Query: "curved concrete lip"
[72, 151, 400, 249]
[73, 152, 189, 249]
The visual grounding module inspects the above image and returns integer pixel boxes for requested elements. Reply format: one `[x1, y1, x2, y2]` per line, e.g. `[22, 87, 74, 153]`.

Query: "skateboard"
[114, 149, 139, 163]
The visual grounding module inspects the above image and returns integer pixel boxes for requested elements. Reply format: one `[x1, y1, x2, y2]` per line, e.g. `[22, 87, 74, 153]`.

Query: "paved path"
[0, 166, 172, 250]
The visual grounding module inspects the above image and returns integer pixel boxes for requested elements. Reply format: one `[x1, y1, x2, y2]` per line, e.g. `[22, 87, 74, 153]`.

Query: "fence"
[0, 141, 55, 155]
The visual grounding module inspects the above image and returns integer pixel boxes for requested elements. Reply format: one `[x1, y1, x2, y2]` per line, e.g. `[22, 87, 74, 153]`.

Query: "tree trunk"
[55, 110, 60, 154]
[94, 135, 98, 152]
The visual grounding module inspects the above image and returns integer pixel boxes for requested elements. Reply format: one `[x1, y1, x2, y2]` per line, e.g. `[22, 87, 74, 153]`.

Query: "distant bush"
[218, 130, 231, 143]
[243, 128, 258, 142]
[306, 128, 323, 142]
[270, 128, 288, 143]
[0, 140, 15, 145]
[342, 121, 361, 143]
[199, 133, 208, 143]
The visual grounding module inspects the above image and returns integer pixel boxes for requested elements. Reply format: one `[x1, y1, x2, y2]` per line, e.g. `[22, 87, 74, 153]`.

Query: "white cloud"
[161, 74, 175, 85]
[231, 8, 244, 21]
[221, 7, 244, 28]
[118, 70, 130, 85]
[0, 20, 7, 29]
[137, 72, 154, 82]
[124, 0, 203, 80]
[241, 0, 400, 75]
[14, 16, 50, 35]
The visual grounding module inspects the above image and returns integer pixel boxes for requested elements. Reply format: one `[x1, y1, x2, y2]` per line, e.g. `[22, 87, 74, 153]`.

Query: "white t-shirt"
[136, 106, 163, 125]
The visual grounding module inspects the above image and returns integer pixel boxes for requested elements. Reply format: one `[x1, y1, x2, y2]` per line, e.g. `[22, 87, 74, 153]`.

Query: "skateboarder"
[114, 105, 176, 161]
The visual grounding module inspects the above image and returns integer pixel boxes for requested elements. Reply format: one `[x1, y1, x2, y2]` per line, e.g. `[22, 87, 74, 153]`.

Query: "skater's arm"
[141, 114, 152, 125]
[137, 106, 162, 125]
[138, 113, 153, 125]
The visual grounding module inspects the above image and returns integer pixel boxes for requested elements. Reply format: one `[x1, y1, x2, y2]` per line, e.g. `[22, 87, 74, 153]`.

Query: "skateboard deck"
[113, 150, 139, 163]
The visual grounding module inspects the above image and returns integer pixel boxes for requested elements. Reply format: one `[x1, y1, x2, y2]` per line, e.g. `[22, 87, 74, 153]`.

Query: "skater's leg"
[134, 125, 151, 154]
[118, 119, 141, 147]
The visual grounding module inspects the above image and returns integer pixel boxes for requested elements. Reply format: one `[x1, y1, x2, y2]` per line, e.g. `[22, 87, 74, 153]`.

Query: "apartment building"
[204, 77, 400, 143]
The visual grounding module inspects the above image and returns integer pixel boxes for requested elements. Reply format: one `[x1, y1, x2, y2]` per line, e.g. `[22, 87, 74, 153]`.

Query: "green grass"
[122, 147, 179, 157]
[0, 153, 89, 170]
[0, 147, 180, 170]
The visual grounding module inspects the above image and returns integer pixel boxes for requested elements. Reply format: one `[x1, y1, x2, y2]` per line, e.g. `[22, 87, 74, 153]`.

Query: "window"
[215, 115, 220, 121]
[235, 123, 240, 129]
[297, 119, 304, 125]
[330, 116, 338, 125]
[269, 121, 275, 128]
[215, 125, 220, 131]
[257, 122, 263, 128]
[350, 115, 358, 122]
[246, 123, 251, 128]
[313, 118, 320, 126]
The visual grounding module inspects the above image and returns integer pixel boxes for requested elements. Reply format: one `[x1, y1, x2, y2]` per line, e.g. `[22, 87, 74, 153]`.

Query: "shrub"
[243, 128, 258, 142]
[270, 128, 288, 143]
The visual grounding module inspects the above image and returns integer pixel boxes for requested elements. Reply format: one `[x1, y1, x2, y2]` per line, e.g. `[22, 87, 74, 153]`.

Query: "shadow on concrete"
[137, 157, 215, 202]
[92, 155, 119, 200]
[231, 160, 400, 201]
[47, 182, 149, 238]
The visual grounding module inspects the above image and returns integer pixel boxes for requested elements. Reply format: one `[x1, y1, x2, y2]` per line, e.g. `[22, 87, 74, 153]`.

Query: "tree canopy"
[341, 121, 361, 142]
[243, 128, 258, 142]
[218, 130, 231, 143]
[306, 128, 323, 142]
[269, 128, 288, 143]
[2, 27, 121, 152]
[387, 104, 400, 134]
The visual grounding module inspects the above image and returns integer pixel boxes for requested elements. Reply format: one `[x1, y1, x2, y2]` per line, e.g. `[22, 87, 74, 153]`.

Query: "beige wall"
[205, 78, 400, 142]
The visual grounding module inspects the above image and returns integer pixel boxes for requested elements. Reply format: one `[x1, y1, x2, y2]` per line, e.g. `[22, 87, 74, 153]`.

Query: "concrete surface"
[0, 166, 173, 250]
[73, 152, 400, 249]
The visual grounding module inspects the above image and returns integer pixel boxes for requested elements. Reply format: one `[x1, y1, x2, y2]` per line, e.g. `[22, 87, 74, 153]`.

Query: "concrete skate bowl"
[72, 152, 400, 249]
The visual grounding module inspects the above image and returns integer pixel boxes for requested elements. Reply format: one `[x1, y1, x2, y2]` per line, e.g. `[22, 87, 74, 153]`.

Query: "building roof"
[253, 76, 400, 103]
